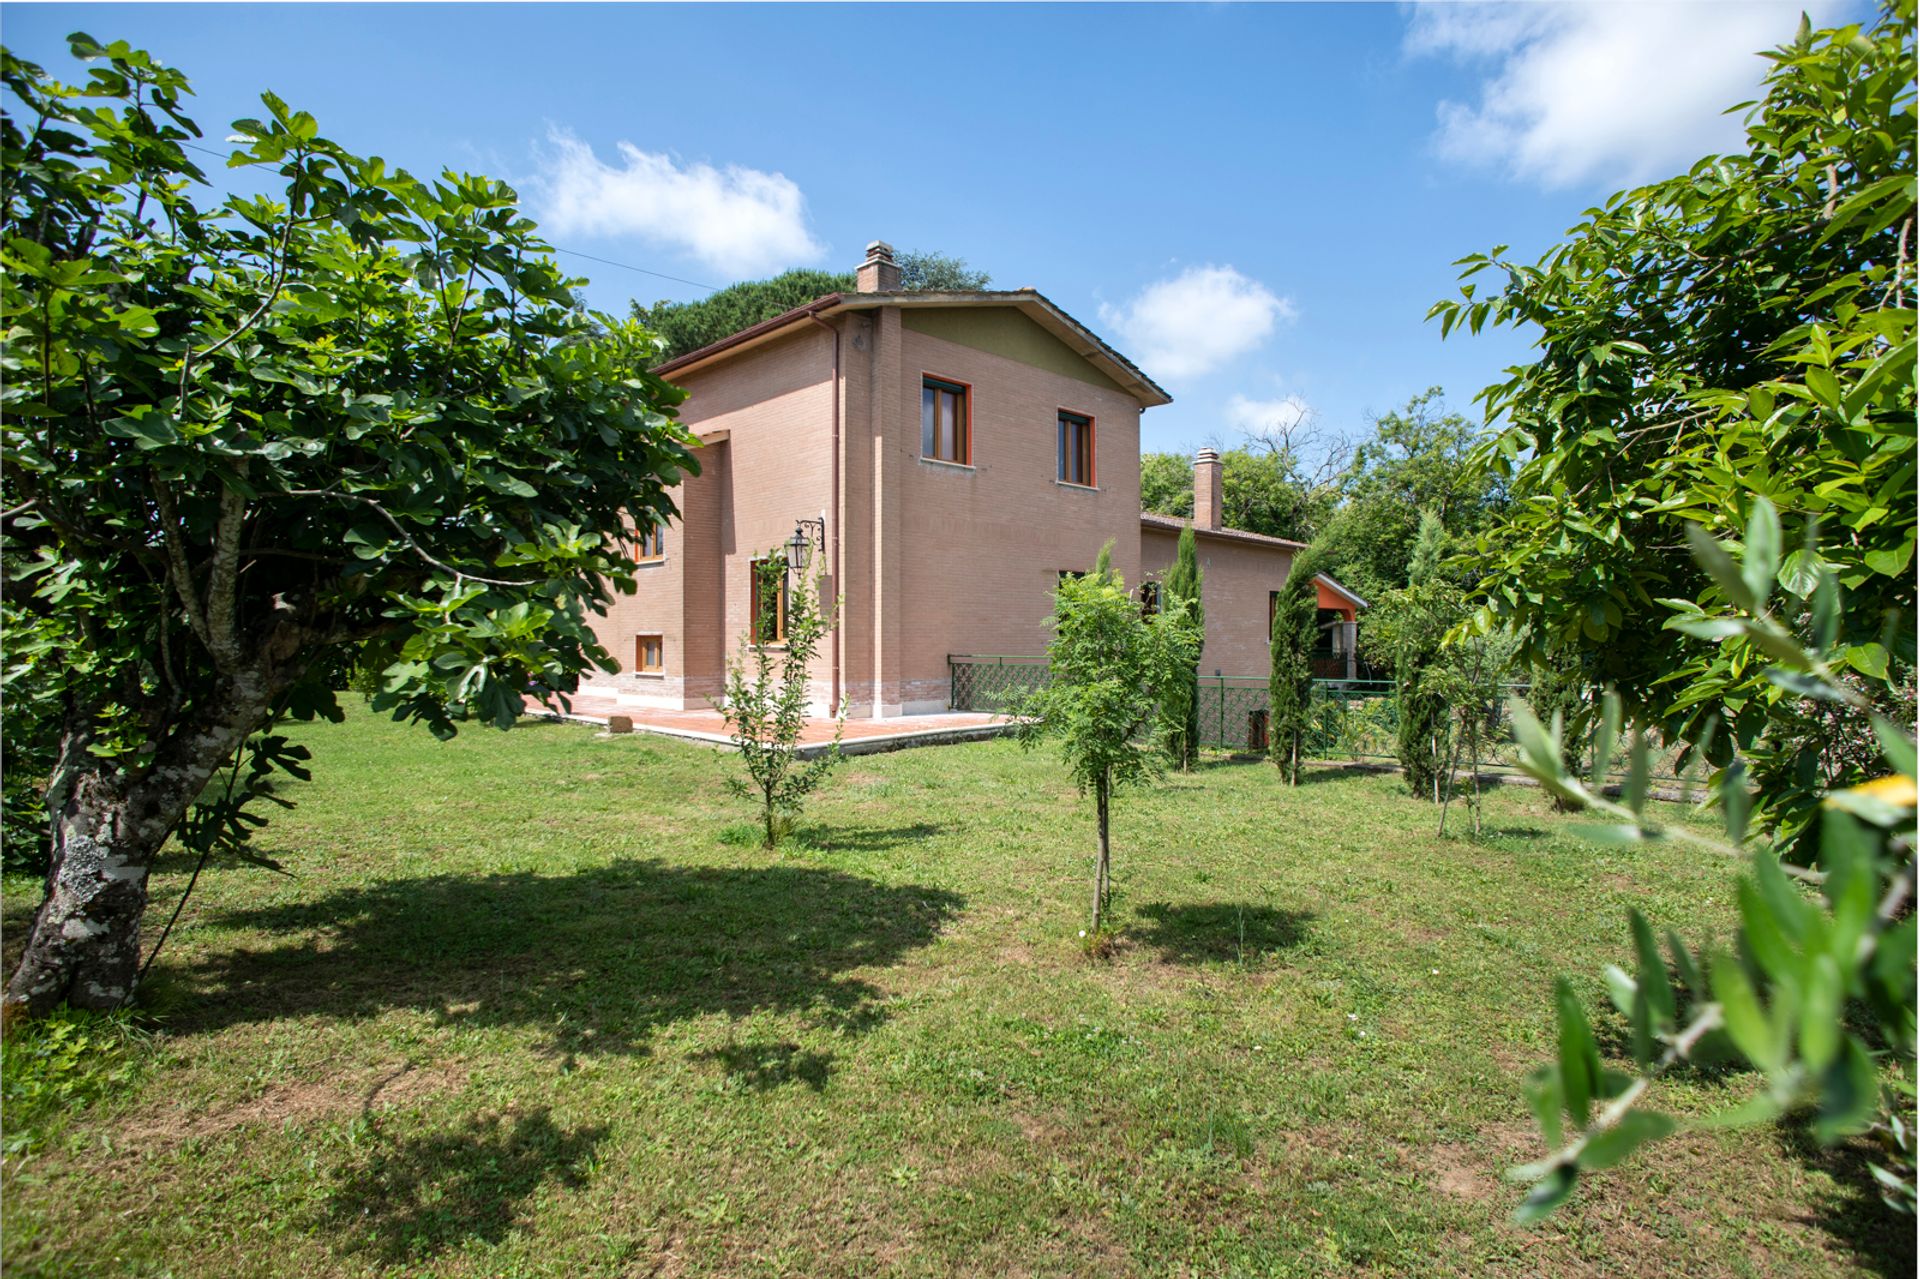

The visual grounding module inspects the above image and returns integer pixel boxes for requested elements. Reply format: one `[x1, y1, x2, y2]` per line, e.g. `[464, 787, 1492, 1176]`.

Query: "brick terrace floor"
[534, 690, 1006, 748]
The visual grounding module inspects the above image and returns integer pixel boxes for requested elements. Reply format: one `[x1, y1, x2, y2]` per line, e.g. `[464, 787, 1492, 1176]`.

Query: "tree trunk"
[1438, 720, 1464, 837]
[5, 654, 297, 1016]
[1092, 773, 1111, 933]
[1469, 721, 1483, 839]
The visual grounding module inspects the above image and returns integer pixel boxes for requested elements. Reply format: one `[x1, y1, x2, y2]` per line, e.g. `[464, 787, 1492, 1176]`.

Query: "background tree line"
[1141, 387, 1506, 607]
[630, 251, 990, 363]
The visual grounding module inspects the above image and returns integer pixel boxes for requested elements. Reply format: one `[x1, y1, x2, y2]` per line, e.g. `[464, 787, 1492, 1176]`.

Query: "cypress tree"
[1091, 540, 1114, 584]
[1161, 527, 1204, 767]
[1267, 547, 1324, 784]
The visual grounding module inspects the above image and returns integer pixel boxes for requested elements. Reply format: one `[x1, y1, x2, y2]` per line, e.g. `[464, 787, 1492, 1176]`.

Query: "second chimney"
[856, 240, 901, 293]
[1194, 447, 1222, 530]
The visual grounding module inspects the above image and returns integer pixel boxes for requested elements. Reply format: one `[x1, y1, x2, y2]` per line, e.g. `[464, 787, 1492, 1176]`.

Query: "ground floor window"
[750, 557, 788, 644]
[635, 634, 664, 673]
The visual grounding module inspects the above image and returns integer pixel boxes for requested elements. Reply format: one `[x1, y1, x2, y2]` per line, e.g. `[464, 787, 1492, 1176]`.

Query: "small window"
[635, 634, 664, 673]
[749, 556, 788, 644]
[1269, 590, 1281, 637]
[634, 523, 665, 562]
[1140, 581, 1160, 617]
[1057, 411, 1095, 486]
[921, 376, 971, 464]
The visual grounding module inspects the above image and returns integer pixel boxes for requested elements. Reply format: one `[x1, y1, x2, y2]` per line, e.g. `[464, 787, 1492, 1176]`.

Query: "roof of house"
[1139, 514, 1368, 611]
[1314, 572, 1369, 610]
[1139, 511, 1307, 551]
[652, 289, 1173, 408]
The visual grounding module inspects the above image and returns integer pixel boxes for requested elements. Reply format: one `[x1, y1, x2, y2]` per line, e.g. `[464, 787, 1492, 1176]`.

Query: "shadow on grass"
[692, 1040, 832, 1091]
[1133, 902, 1313, 964]
[175, 858, 963, 1062]
[794, 822, 946, 852]
[1773, 1124, 1917, 1279]
[321, 1106, 606, 1264]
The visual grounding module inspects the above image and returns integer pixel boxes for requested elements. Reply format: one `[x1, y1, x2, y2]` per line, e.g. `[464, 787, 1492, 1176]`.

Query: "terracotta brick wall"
[584, 302, 1176, 719]
[879, 326, 1146, 713]
[1140, 526, 1298, 677]
[584, 326, 836, 710]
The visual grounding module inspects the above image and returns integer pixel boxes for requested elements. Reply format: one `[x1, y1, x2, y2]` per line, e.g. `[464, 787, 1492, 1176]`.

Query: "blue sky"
[5, 2, 1856, 459]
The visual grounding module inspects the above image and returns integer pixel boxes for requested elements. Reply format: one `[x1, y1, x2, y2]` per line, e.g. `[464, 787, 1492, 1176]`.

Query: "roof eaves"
[660, 287, 1171, 407]
[847, 289, 1170, 407]
[1313, 572, 1369, 610]
[650, 293, 847, 377]
[1139, 512, 1307, 551]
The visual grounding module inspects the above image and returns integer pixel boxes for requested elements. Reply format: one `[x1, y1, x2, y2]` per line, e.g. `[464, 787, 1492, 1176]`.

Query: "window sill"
[634, 558, 666, 568]
[919, 456, 975, 472]
[634, 670, 666, 679]
[1055, 480, 1099, 492]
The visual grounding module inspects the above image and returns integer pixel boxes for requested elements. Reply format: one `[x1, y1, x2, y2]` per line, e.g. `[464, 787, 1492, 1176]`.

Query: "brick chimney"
[856, 240, 900, 293]
[1194, 447, 1222, 530]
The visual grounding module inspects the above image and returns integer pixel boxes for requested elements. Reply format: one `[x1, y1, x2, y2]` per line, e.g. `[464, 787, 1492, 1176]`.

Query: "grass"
[1, 704, 1909, 1278]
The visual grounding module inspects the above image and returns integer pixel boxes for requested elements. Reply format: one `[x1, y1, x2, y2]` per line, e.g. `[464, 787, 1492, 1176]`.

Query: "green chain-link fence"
[948, 655, 1686, 779]
[947, 654, 1051, 715]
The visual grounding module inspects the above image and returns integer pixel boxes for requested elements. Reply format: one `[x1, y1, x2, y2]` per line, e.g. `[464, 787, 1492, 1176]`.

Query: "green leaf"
[103, 413, 179, 448]
[1603, 964, 1640, 1019]
[1870, 715, 1916, 777]
[1630, 909, 1677, 1024]
[1686, 523, 1757, 612]
[1698, 1092, 1787, 1129]
[1812, 1037, 1879, 1143]
[1843, 643, 1890, 682]
[1722, 758, 1752, 844]
[1737, 876, 1800, 988]
[1798, 953, 1843, 1072]
[1765, 669, 1853, 702]
[1524, 1065, 1566, 1149]
[1555, 979, 1600, 1130]
[1751, 847, 1813, 947]
[1742, 498, 1781, 609]
[1863, 541, 1914, 577]
[1590, 690, 1623, 790]
[1778, 548, 1824, 599]
[1812, 567, 1841, 651]
[1667, 931, 1705, 1004]
[1575, 1110, 1675, 1172]
[1670, 617, 1747, 642]
[1804, 365, 1841, 411]
[1513, 1164, 1578, 1225]
[1713, 952, 1783, 1074]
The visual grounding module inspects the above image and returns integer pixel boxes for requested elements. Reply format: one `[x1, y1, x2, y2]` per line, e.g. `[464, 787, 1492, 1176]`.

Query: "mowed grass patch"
[1, 706, 1907, 1278]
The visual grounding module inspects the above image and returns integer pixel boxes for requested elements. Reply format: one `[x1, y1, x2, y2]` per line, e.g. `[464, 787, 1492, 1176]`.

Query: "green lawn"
[2, 707, 1907, 1278]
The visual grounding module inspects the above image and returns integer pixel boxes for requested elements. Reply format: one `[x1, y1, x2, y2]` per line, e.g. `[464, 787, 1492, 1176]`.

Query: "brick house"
[580, 241, 1363, 718]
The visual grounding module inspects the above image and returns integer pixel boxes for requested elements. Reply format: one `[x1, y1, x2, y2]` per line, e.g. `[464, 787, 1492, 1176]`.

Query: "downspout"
[808, 311, 843, 717]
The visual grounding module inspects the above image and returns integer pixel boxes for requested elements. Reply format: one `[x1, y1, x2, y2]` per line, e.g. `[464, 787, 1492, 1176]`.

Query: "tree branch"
[271, 489, 545, 588]
[151, 478, 214, 653]
[202, 461, 250, 671]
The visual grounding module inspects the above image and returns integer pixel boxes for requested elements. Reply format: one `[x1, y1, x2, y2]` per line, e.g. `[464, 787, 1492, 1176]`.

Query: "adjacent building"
[580, 241, 1364, 718]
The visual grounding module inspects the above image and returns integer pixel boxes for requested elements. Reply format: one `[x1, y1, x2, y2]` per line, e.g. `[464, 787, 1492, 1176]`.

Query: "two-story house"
[581, 241, 1361, 720]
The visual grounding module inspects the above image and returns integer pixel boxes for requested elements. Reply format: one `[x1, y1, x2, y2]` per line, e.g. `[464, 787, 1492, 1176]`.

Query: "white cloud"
[1407, 1, 1839, 189]
[1225, 393, 1314, 436]
[531, 128, 825, 277]
[1100, 266, 1294, 381]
